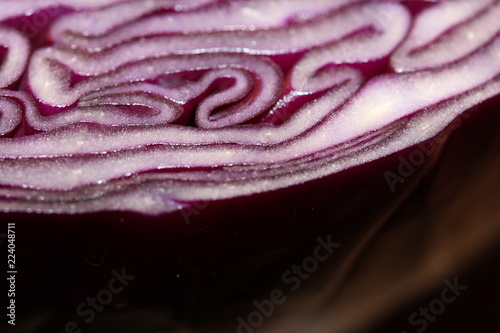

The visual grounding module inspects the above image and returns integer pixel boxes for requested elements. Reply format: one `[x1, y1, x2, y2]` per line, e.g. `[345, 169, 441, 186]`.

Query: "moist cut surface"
[0, 0, 499, 214]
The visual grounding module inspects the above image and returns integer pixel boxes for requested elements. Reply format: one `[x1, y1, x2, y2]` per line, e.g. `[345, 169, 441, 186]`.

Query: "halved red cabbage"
[0, 0, 498, 215]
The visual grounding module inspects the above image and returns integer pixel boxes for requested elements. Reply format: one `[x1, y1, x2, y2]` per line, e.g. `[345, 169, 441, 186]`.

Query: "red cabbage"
[0, 0, 498, 215]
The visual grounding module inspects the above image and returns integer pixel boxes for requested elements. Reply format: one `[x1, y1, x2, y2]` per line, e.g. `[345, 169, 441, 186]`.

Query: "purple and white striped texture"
[0, 0, 498, 214]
